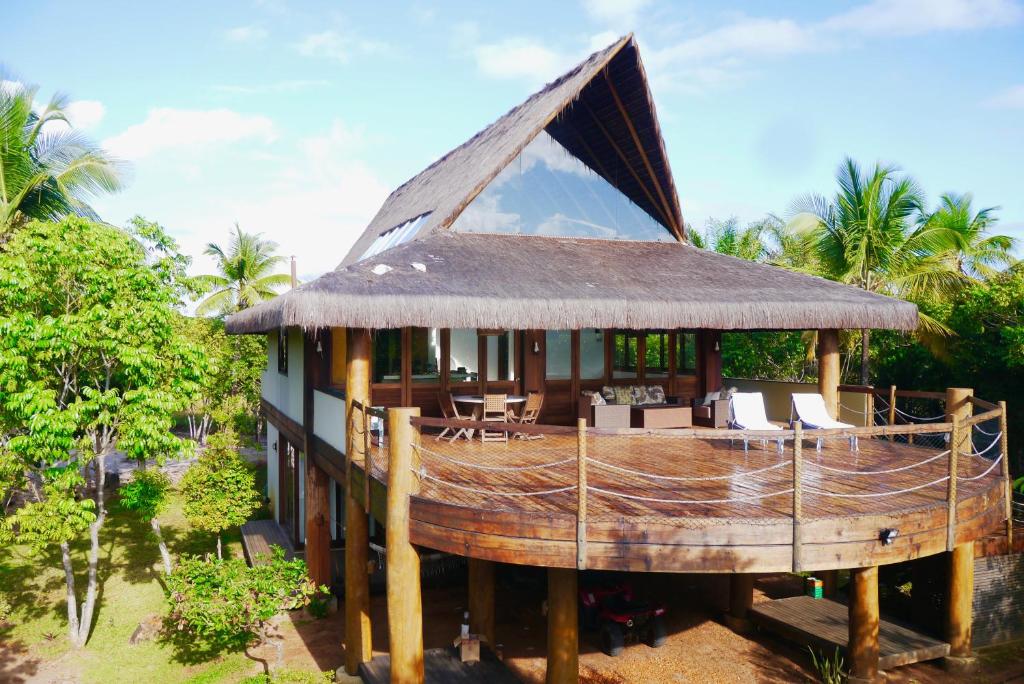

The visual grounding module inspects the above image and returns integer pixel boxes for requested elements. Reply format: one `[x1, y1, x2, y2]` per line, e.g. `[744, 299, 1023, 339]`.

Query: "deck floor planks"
[241, 519, 295, 565]
[749, 596, 950, 669]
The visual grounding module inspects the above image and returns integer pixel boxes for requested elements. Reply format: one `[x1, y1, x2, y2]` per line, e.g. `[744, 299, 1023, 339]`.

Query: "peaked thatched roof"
[340, 34, 684, 267]
[226, 232, 918, 333]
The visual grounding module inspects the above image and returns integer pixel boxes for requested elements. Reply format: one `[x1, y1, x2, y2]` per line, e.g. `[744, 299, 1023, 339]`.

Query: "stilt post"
[344, 328, 372, 675]
[468, 558, 496, 648]
[945, 542, 976, 672]
[848, 566, 879, 684]
[546, 568, 578, 684]
[724, 573, 755, 633]
[386, 407, 424, 684]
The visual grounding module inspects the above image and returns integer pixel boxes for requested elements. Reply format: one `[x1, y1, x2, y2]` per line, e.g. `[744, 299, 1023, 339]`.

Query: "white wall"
[266, 423, 279, 521]
[261, 328, 304, 424]
[313, 390, 346, 454]
[723, 377, 872, 425]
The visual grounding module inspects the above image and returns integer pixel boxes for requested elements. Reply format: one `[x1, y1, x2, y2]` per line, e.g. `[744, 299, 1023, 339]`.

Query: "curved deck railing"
[347, 393, 1012, 573]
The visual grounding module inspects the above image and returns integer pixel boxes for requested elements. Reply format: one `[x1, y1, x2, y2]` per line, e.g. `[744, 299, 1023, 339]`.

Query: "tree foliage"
[196, 224, 291, 315]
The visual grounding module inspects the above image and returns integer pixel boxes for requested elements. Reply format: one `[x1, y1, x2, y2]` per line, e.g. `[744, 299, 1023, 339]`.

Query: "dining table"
[452, 395, 526, 439]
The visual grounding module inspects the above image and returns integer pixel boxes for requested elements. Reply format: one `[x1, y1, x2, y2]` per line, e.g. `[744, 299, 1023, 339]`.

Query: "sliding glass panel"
[545, 330, 571, 380]
[450, 130, 673, 241]
[677, 332, 697, 374]
[372, 329, 401, 383]
[580, 329, 605, 380]
[409, 327, 441, 384]
[486, 331, 514, 382]
[612, 331, 639, 379]
[449, 329, 479, 384]
[645, 331, 670, 378]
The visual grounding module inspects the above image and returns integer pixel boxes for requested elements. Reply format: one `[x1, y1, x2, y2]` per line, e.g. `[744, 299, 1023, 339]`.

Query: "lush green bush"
[241, 669, 334, 684]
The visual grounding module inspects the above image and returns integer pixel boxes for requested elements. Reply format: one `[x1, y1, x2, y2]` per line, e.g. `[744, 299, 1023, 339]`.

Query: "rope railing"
[413, 442, 576, 472]
[586, 456, 793, 482]
[807, 449, 951, 475]
[586, 485, 795, 505]
[804, 475, 951, 499]
[958, 452, 1004, 482]
[969, 432, 1002, 459]
[418, 470, 577, 497]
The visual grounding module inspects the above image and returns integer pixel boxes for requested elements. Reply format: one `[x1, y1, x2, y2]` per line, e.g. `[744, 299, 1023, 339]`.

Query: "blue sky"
[4, 0, 1023, 279]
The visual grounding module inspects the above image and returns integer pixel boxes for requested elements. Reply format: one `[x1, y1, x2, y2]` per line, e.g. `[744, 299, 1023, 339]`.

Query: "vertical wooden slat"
[999, 401, 1012, 548]
[576, 418, 587, 570]
[792, 422, 803, 573]
[387, 407, 424, 684]
[947, 417, 960, 553]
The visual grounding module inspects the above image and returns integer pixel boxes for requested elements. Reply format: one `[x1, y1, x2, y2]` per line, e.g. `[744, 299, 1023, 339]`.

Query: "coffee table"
[630, 405, 692, 429]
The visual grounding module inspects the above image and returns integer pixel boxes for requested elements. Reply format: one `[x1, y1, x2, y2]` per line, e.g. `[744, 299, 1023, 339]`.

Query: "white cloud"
[651, 17, 817, 66]
[473, 38, 574, 82]
[224, 24, 268, 42]
[582, 0, 651, 28]
[64, 99, 105, 130]
[211, 79, 329, 95]
[984, 84, 1024, 109]
[588, 31, 622, 52]
[102, 108, 276, 160]
[823, 0, 1023, 35]
[295, 29, 388, 63]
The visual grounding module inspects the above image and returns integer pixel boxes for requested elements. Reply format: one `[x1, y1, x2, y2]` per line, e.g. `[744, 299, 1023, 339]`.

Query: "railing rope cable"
[418, 470, 577, 497]
[805, 475, 950, 498]
[893, 406, 946, 422]
[586, 456, 793, 482]
[969, 432, 1002, 458]
[958, 452, 1004, 482]
[807, 450, 950, 475]
[974, 424, 1000, 437]
[587, 485, 795, 505]
[412, 442, 576, 472]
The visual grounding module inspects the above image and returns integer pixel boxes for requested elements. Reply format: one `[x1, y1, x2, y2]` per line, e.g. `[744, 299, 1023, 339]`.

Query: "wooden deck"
[359, 647, 520, 684]
[241, 519, 296, 565]
[347, 424, 1008, 573]
[749, 596, 950, 669]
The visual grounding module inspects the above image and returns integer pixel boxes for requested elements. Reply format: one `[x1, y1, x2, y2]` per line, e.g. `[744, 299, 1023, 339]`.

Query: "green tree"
[921, 193, 1018, 280]
[179, 428, 262, 559]
[196, 224, 291, 315]
[0, 82, 124, 236]
[119, 469, 174, 574]
[0, 218, 203, 646]
[791, 158, 964, 383]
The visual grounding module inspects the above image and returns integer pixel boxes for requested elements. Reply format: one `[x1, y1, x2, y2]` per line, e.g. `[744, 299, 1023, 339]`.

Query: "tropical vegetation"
[197, 223, 292, 315]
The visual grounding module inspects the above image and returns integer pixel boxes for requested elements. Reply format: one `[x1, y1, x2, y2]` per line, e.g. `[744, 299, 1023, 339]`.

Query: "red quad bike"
[580, 579, 667, 657]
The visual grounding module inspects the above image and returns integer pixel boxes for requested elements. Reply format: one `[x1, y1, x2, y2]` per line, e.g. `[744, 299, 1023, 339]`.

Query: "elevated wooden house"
[227, 35, 1011, 683]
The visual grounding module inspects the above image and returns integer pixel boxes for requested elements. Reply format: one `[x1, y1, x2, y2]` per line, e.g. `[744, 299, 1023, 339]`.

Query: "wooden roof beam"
[603, 70, 682, 240]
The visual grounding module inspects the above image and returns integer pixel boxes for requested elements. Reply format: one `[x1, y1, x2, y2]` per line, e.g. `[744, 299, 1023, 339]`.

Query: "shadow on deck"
[359, 646, 520, 684]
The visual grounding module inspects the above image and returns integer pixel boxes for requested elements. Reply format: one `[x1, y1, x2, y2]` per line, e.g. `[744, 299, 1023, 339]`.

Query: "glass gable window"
[580, 329, 605, 380]
[449, 329, 479, 384]
[450, 131, 672, 241]
[545, 330, 572, 380]
[372, 329, 402, 383]
[360, 213, 430, 261]
[410, 328, 441, 384]
[645, 332, 670, 378]
[612, 331, 639, 378]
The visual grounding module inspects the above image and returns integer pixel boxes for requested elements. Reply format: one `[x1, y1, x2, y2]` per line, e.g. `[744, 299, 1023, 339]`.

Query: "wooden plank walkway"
[241, 519, 295, 565]
[749, 596, 950, 670]
[359, 647, 520, 684]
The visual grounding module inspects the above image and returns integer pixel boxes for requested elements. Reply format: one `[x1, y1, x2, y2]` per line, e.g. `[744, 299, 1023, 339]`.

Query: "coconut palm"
[196, 224, 291, 314]
[791, 158, 965, 383]
[0, 81, 124, 235]
[922, 193, 1017, 280]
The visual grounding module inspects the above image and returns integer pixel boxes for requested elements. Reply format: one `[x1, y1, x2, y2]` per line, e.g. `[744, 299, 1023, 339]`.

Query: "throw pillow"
[582, 390, 606, 406]
[646, 385, 667, 405]
[600, 385, 616, 403]
[613, 386, 634, 405]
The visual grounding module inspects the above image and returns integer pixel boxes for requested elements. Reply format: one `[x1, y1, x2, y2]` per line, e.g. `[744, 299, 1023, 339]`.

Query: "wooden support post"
[303, 332, 331, 587]
[947, 417, 960, 553]
[888, 385, 897, 428]
[1000, 401, 1013, 548]
[546, 568, 578, 684]
[945, 543, 976, 672]
[468, 558, 496, 648]
[576, 418, 587, 570]
[386, 407, 424, 683]
[820, 570, 839, 599]
[945, 387, 974, 456]
[344, 329, 372, 675]
[817, 329, 840, 419]
[699, 331, 723, 396]
[848, 566, 879, 684]
[792, 422, 803, 573]
[865, 391, 875, 429]
[724, 573, 755, 633]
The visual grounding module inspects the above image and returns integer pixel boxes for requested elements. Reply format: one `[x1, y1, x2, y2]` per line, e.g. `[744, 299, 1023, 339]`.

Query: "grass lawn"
[0, 463, 274, 684]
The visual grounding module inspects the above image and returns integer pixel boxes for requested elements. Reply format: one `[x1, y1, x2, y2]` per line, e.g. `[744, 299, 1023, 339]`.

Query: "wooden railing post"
[947, 417, 960, 552]
[999, 401, 1012, 549]
[576, 418, 587, 570]
[865, 389, 874, 428]
[792, 422, 803, 573]
[362, 409, 371, 514]
[386, 407, 424, 684]
[946, 387, 974, 456]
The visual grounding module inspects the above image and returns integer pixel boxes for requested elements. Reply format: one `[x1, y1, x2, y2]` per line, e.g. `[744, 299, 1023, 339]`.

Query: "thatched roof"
[340, 34, 683, 267]
[226, 232, 918, 333]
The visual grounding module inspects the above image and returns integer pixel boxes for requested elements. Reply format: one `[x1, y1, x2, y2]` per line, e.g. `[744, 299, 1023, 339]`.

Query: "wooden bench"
[241, 519, 295, 566]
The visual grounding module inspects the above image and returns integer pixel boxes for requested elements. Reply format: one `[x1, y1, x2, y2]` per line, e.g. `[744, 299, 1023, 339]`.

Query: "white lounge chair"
[790, 393, 858, 451]
[729, 392, 784, 454]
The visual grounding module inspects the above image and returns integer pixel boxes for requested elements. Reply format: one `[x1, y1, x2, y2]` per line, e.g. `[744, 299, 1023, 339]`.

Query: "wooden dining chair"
[513, 392, 544, 440]
[437, 392, 470, 442]
[480, 393, 508, 443]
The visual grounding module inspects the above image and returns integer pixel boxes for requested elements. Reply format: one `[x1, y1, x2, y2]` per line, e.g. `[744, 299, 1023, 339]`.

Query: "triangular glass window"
[450, 130, 673, 241]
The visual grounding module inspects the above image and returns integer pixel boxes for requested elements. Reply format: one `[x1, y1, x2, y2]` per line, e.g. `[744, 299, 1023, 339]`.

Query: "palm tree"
[922, 193, 1017, 280]
[196, 224, 291, 314]
[0, 81, 124, 235]
[791, 158, 965, 383]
